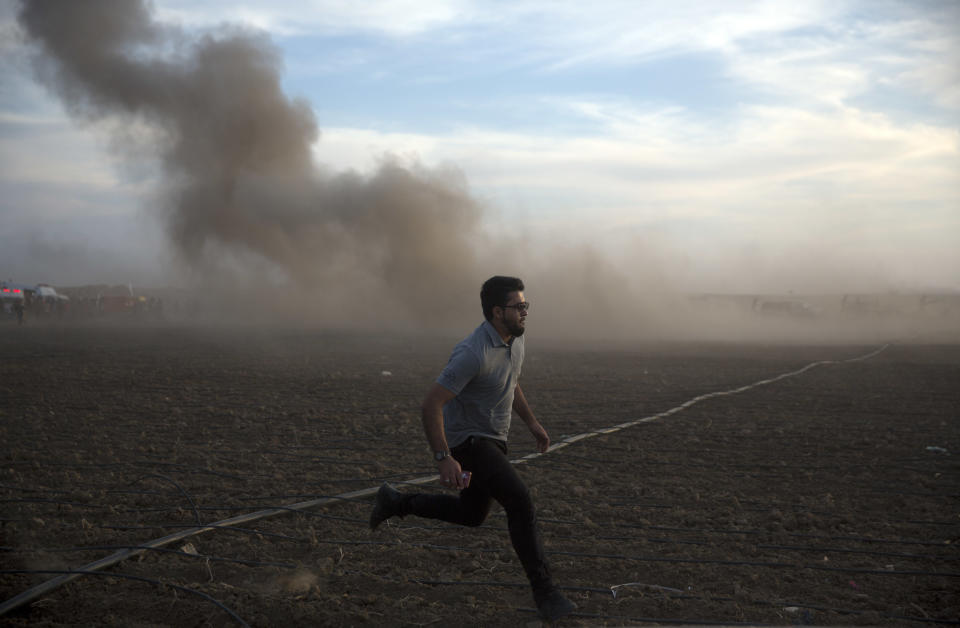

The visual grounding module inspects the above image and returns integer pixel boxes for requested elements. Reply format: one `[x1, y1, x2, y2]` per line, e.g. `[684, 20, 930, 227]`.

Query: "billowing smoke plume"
[17, 0, 483, 326]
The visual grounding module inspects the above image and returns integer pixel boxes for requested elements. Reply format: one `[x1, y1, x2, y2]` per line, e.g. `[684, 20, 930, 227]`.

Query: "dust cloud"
[15, 0, 958, 344]
[17, 0, 481, 329]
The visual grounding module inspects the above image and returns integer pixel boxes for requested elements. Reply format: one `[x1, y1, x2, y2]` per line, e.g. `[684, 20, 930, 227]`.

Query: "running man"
[370, 275, 576, 622]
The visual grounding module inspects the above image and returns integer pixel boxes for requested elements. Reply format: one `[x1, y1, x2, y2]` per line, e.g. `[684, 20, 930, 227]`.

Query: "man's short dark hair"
[481, 275, 524, 321]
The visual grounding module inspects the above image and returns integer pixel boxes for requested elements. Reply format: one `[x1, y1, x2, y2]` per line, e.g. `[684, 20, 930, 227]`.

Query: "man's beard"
[507, 319, 525, 337]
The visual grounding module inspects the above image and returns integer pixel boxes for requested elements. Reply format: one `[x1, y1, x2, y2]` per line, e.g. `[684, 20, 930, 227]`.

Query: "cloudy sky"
[1, 0, 958, 294]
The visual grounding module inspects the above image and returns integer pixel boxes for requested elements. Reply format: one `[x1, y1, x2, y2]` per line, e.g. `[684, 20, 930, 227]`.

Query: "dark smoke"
[17, 0, 482, 326]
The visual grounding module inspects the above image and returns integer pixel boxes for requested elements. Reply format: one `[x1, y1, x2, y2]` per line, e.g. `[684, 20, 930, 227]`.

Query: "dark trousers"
[403, 436, 554, 594]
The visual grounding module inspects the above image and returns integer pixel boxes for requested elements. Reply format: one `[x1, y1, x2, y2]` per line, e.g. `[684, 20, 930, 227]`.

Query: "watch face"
[434, 451, 447, 461]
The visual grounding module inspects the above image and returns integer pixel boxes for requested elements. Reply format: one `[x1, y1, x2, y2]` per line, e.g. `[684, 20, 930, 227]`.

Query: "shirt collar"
[481, 319, 511, 347]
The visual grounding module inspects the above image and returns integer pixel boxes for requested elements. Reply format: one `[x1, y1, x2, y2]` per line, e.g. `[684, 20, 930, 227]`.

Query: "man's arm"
[513, 384, 550, 453]
[421, 383, 468, 489]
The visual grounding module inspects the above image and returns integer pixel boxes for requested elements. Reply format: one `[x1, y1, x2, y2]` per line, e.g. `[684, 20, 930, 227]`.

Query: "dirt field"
[1, 321, 958, 626]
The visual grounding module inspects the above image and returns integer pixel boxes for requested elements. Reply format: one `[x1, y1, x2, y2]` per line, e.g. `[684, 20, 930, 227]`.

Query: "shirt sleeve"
[436, 343, 482, 395]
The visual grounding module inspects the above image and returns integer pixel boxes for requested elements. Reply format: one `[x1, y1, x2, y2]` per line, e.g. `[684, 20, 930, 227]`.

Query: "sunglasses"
[501, 301, 530, 313]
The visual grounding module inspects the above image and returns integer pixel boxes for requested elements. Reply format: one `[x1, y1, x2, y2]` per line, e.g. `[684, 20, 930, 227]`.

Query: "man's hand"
[438, 456, 469, 490]
[528, 420, 550, 453]
[513, 384, 549, 453]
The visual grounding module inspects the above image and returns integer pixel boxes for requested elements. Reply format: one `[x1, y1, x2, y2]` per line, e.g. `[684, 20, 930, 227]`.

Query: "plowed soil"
[1, 322, 958, 626]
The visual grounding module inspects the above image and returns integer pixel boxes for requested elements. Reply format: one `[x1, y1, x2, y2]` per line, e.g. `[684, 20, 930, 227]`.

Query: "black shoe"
[535, 588, 576, 622]
[369, 482, 405, 530]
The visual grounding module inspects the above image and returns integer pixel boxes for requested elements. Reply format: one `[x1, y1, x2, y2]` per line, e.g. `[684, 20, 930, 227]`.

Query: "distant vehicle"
[34, 283, 61, 315]
[1, 285, 25, 300]
[1, 282, 27, 317]
[35, 284, 57, 299]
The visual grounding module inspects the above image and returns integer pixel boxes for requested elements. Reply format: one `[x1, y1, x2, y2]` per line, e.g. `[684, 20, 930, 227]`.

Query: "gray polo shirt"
[436, 320, 525, 448]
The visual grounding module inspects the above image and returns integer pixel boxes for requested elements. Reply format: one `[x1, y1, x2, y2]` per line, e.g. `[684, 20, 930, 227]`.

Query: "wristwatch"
[433, 450, 450, 462]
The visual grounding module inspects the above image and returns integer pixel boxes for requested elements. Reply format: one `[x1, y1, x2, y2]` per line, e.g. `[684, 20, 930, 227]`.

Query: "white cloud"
[0, 117, 121, 190]
[310, 95, 959, 291]
[115, 1, 960, 115]
[725, 4, 960, 111]
[526, 0, 834, 70]
[152, 0, 833, 58]
[897, 58, 960, 110]
[313, 98, 958, 212]
[156, 0, 471, 37]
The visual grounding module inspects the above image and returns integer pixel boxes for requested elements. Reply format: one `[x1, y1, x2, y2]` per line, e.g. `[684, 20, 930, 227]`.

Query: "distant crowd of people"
[1, 293, 173, 325]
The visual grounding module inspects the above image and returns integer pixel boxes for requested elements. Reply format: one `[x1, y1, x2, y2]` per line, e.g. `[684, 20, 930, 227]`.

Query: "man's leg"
[465, 439, 552, 590]
[375, 436, 555, 584]
[462, 439, 575, 620]
[369, 437, 574, 620]
[401, 482, 492, 526]
[370, 440, 493, 529]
